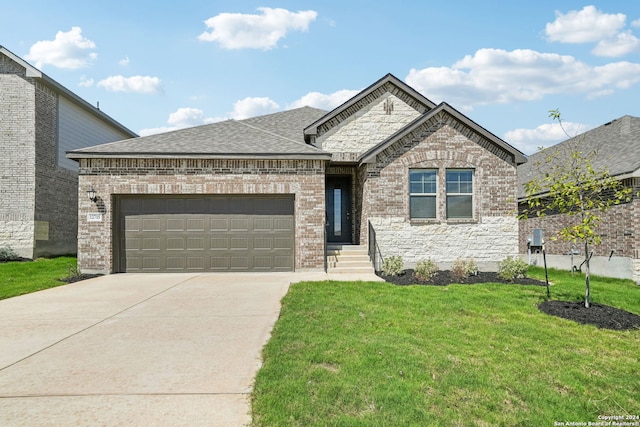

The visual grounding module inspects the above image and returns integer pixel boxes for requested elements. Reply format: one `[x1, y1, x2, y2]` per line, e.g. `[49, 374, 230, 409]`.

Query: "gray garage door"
[116, 196, 294, 273]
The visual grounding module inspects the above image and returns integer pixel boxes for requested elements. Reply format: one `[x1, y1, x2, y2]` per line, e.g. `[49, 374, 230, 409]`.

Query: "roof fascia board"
[303, 73, 436, 138]
[66, 152, 333, 161]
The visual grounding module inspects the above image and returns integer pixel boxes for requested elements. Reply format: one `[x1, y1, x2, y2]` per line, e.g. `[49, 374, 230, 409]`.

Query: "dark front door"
[326, 176, 352, 243]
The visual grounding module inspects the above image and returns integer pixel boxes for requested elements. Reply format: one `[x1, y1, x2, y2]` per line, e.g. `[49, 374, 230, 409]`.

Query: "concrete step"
[327, 265, 376, 274]
[326, 244, 374, 273]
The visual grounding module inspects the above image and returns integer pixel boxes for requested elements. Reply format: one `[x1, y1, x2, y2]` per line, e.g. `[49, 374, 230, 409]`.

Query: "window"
[410, 169, 437, 219]
[446, 169, 473, 218]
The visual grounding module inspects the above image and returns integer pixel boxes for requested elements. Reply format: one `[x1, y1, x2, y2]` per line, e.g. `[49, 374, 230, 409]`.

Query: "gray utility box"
[531, 229, 543, 247]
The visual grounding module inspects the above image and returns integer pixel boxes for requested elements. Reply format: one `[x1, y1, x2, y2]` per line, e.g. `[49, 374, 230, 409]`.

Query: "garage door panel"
[230, 237, 249, 250]
[166, 237, 184, 250]
[120, 196, 294, 272]
[211, 237, 230, 250]
[210, 218, 229, 232]
[210, 256, 229, 270]
[230, 218, 249, 231]
[166, 256, 185, 270]
[273, 217, 294, 231]
[186, 237, 205, 250]
[230, 257, 249, 270]
[142, 218, 161, 232]
[142, 257, 161, 271]
[186, 218, 205, 232]
[254, 237, 272, 250]
[166, 218, 185, 232]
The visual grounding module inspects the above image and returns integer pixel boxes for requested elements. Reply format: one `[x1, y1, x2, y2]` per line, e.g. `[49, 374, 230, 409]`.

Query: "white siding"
[58, 97, 131, 171]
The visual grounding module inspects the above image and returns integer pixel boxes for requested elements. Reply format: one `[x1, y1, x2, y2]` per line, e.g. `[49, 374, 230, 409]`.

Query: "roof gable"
[303, 73, 436, 143]
[359, 102, 527, 166]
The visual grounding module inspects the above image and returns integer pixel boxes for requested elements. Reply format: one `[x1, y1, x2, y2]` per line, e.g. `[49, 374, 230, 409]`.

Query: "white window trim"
[445, 169, 474, 220]
[409, 169, 438, 220]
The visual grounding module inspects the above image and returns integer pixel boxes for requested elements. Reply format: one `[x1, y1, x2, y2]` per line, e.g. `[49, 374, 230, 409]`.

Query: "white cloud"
[168, 107, 216, 127]
[505, 121, 591, 154]
[78, 76, 94, 87]
[230, 97, 279, 119]
[592, 30, 640, 57]
[198, 7, 317, 50]
[405, 48, 640, 110]
[25, 27, 97, 69]
[139, 107, 220, 136]
[633, 19, 640, 28]
[545, 5, 625, 43]
[288, 89, 359, 110]
[97, 75, 162, 94]
[119, 56, 130, 66]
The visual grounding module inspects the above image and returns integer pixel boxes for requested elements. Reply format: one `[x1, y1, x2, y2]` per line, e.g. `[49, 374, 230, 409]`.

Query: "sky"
[2, 1, 640, 155]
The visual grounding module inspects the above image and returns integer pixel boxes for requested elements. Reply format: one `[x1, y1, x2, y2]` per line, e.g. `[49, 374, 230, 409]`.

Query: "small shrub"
[382, 256, 404, 276]
[415, 259, 439, 281]
[451, 258, 478, 282]
[0, 246, 20, 262]
[497, 256, 529, 281]
[66, 264, 83, 278]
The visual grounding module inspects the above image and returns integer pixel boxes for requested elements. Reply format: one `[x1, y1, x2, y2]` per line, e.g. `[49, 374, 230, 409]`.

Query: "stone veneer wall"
[362, 117, 519, 270]
[0, 55, 36, 258]
[317, 92, 421, 163]
[77, 158, 326, 274]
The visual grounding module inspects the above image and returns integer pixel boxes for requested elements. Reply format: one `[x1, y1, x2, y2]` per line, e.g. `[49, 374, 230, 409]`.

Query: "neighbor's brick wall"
[361, 112, 519, 269]
[33, 81, 79, 257]
[518, 189, 640, 259]
[77, 158, 326, 273]
[0, 55, 36, 258]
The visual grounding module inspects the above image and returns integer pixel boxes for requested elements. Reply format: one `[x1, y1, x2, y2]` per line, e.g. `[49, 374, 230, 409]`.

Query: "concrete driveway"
[0, 271, 357, 426]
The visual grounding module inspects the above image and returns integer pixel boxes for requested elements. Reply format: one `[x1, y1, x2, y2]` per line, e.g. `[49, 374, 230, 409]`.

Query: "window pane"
[410, 170, 436, 194]
[446, 195, 472, 218]
[410, 196, 436, 218]
[446, 170, 473, 194]
[334, 188, 341, 236]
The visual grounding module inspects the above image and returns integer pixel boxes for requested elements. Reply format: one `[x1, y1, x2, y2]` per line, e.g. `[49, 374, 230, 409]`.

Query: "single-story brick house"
[68, 74, 527, 274]
[0, 45, 136, 259]
[518, 115, 640, 283]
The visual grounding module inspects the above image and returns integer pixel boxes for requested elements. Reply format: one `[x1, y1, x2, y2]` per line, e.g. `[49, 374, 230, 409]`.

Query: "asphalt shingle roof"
[68, 106, 330, 159]
[517, 115, 640, 199]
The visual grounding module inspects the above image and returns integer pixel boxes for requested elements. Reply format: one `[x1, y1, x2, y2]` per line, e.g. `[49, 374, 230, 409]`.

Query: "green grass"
[0, 256, 78, 300]
[251, 268, 640, 426]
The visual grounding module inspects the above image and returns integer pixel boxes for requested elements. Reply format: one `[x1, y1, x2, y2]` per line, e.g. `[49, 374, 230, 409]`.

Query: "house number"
[87, 213, 103, 222]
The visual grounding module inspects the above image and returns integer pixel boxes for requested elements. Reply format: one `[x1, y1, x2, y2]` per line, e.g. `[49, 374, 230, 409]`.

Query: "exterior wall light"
[87, 188, 97, 203]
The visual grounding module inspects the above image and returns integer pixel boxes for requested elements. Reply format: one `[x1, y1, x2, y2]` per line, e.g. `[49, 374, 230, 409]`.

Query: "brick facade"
[0, 58, 36, 257]
[77, 158, 327, 274]
[360, 114, 519, 269]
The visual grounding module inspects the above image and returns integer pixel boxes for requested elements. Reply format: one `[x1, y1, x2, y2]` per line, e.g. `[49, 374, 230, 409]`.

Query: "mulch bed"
[539, 301, 640, 331]
[377, 269, 640, 331]
[59, 274, 103, 283]
[377, 269, 545, 287]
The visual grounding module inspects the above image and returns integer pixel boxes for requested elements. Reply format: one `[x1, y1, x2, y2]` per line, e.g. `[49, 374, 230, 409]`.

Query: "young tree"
[519, 110, 633, 308]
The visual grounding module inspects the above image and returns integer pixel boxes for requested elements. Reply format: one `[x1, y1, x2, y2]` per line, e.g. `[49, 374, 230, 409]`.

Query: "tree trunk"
[584, 240, 591, 308]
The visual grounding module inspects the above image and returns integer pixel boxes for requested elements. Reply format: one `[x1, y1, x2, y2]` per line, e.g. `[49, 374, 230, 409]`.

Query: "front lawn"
[0, 256, 77, 300]
[251, 269, 640, 426]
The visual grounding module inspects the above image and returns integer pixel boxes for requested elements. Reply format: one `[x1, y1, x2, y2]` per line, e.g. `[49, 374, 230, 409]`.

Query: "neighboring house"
[518, 115, 640, 283]
[68, 74, 526, 274]
[0, 46, 137, 259]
